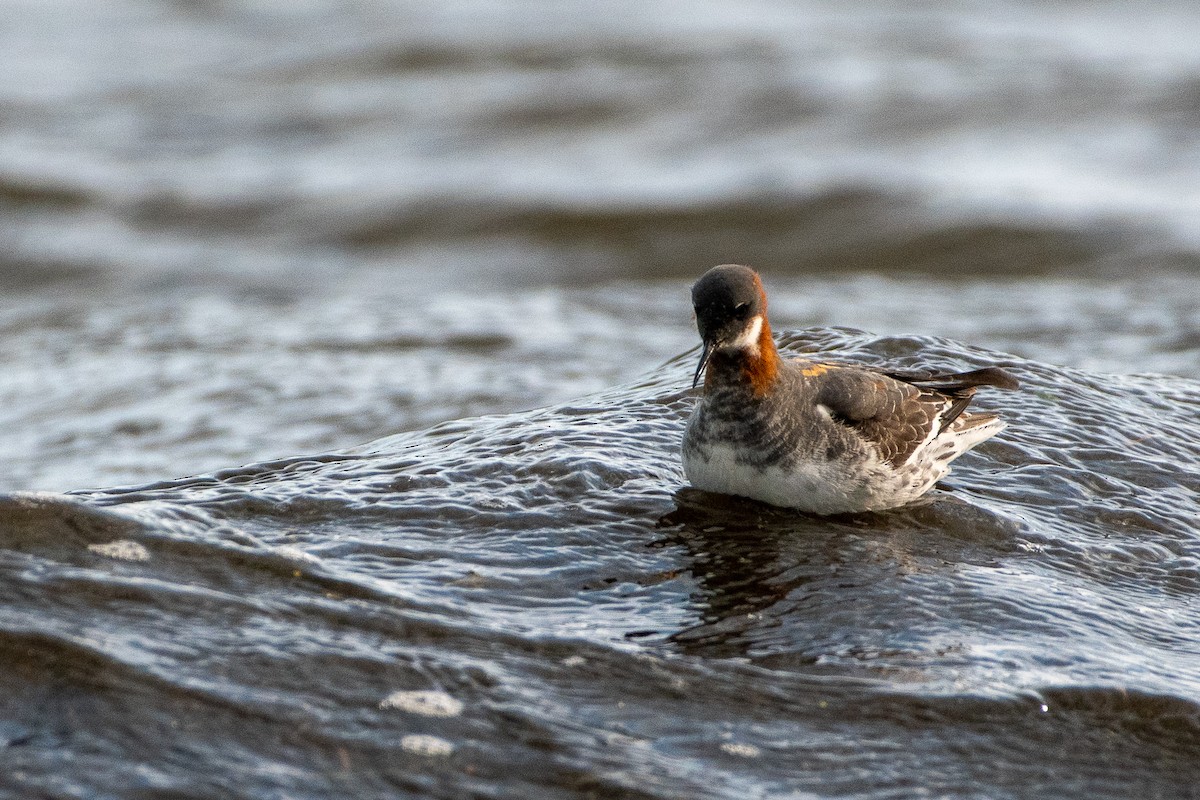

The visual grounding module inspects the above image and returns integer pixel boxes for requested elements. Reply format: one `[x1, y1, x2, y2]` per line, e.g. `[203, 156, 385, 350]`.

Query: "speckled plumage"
[681, 264, 1017, 514]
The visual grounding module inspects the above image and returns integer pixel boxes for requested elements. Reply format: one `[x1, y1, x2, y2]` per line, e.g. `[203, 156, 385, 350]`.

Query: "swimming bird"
[681, 264, 1018, 514]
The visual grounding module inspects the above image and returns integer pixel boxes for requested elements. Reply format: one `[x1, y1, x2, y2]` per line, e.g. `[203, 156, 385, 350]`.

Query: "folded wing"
[814, 365, 1018, 466]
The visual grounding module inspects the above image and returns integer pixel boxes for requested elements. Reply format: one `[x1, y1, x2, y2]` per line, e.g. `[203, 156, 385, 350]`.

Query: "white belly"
[682, 442, 917, 515]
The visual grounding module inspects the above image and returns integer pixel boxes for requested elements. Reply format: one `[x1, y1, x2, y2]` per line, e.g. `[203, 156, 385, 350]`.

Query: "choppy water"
[3, 1, 1200, 798]
[5, 331, 1200, 798]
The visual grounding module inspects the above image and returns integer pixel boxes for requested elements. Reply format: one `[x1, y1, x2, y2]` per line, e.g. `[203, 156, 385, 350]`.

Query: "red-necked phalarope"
[682, 264, 1018, 514]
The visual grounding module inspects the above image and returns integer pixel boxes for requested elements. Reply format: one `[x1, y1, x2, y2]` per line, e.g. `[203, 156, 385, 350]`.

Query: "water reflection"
[659, 488, 1027, 670]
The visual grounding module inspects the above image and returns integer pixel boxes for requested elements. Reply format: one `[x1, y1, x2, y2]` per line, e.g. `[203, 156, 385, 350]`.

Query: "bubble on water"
[274, 545, 321, 564]
[380, 690, 464, 718]
[400, 734, 454, 758]
[720, 742, 762, 758]
[87, 540, 151, 562]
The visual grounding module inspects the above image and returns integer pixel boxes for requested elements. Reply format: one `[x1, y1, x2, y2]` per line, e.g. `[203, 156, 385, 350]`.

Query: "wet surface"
[2, 1, 1200, 797]
[4, 332, 1200, 798]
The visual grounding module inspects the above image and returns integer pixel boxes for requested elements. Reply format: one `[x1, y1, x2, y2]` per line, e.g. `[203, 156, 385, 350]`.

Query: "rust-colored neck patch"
[743, 316, 780, 395]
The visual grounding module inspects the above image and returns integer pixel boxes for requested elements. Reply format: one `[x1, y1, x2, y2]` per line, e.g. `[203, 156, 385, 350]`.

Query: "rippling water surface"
[5, 332, 1200, 798]
[2, 1, 1200, 798]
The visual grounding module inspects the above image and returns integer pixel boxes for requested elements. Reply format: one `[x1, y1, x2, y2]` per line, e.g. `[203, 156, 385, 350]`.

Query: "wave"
[5, 329, 1200, 798]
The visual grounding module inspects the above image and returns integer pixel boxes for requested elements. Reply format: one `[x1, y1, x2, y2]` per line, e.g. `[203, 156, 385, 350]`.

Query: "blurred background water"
[3, 0, 1199, 491]
[1, 1, 1199, 798]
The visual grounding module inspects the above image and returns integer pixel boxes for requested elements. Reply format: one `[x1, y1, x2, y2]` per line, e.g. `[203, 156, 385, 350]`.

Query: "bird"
[681, 264, 1018, 514]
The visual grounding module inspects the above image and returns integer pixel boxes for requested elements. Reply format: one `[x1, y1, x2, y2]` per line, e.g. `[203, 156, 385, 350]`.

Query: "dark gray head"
[690, 264, 768, 387]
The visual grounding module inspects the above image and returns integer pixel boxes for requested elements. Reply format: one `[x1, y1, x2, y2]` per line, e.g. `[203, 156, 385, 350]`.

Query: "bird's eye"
[733, 302, 751, 319]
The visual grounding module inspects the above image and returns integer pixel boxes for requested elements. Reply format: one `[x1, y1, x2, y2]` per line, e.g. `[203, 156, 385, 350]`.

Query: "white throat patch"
[727, 314, 763, 353]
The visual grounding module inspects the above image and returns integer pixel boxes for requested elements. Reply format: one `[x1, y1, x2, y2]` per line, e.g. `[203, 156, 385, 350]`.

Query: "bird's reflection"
[655, 488, 1024, 665]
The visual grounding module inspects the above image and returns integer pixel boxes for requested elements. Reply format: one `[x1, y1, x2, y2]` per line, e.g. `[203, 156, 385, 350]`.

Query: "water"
[5, 332, 1200, 798]
[2, 1, 1200, 798]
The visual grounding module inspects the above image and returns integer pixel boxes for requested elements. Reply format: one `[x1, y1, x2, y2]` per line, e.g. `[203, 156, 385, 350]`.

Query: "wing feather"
[812, 364, 1015, 466]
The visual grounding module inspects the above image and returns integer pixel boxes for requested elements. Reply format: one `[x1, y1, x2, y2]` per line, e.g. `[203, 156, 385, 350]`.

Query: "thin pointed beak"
[692, 339, 714, 388]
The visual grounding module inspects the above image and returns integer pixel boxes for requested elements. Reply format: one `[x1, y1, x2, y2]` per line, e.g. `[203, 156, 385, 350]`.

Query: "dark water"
[4, 331, 1200, 798]
[3, 1, 1200, 797]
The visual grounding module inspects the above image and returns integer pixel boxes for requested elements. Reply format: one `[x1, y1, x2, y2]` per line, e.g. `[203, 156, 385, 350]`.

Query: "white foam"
[400, 734, 454, 758]
[720, 742, 762, 758]
[87, 540, 151, 562]
[273, 545, 321, 565]
[379, 690, 464, 718]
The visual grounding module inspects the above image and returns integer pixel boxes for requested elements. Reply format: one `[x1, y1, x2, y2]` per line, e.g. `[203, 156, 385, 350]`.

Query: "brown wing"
[813, 366, 1010, 466]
